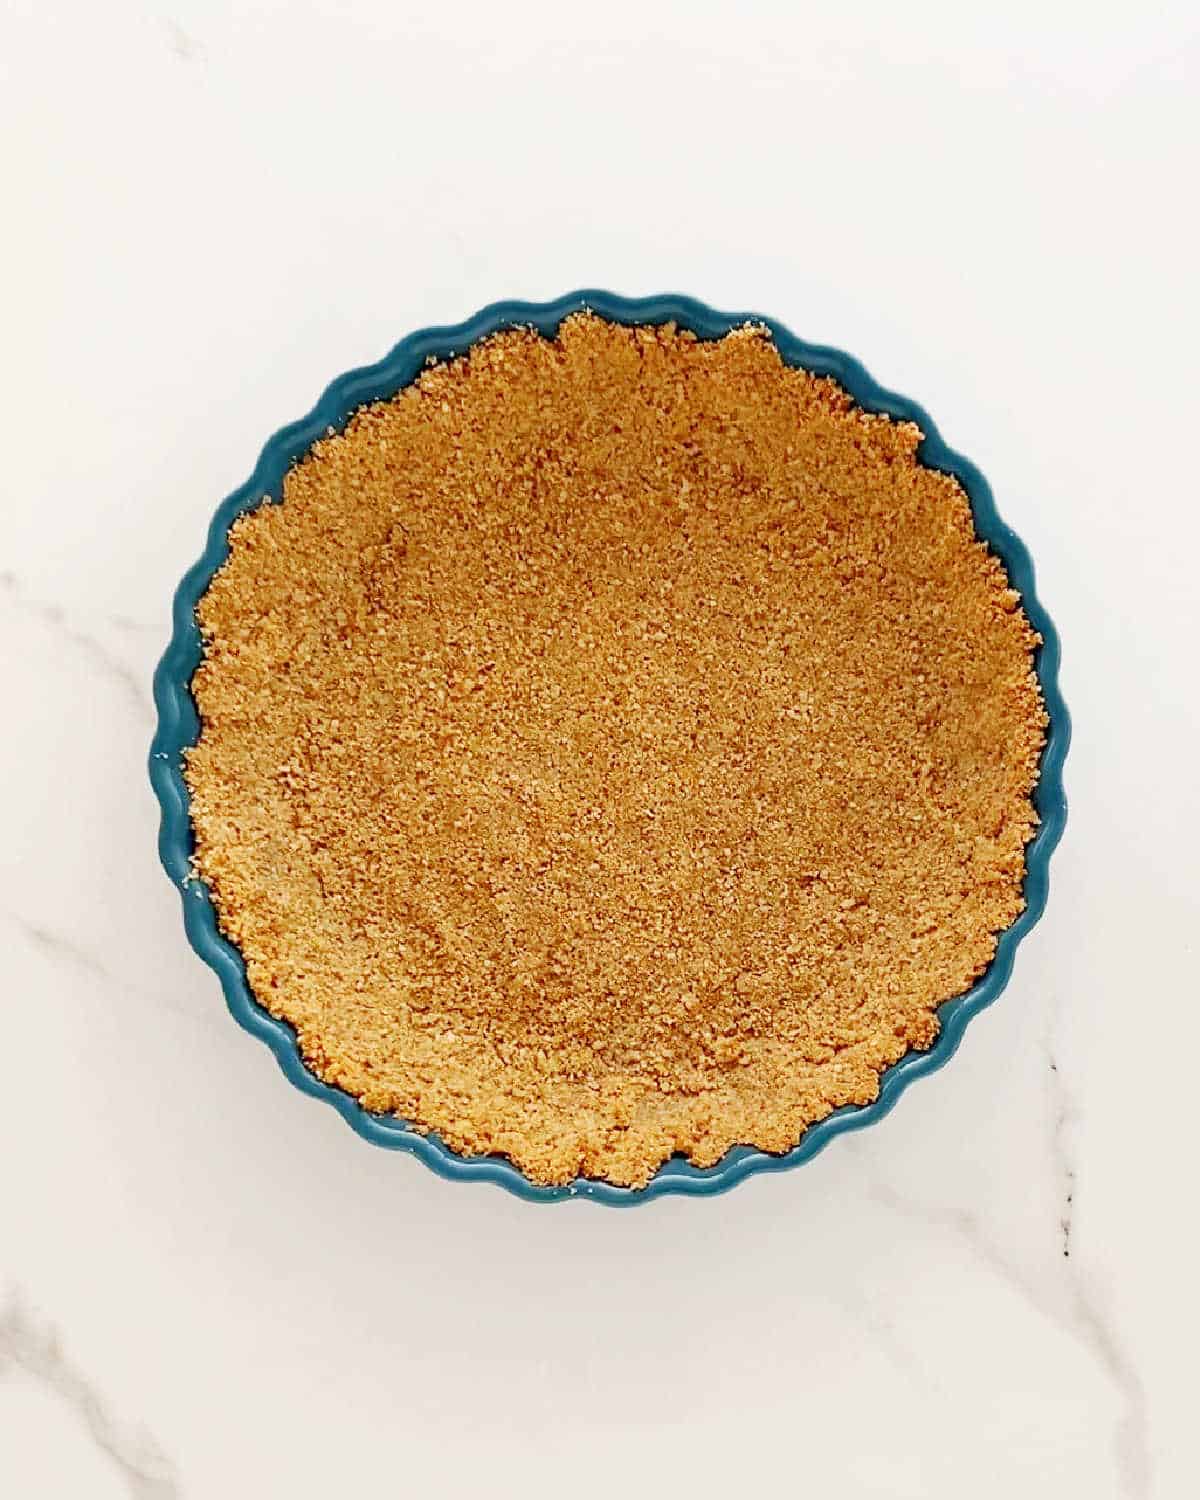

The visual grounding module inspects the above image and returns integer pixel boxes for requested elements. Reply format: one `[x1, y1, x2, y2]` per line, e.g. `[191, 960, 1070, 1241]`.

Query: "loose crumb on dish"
[185, 313, 1047, 1187]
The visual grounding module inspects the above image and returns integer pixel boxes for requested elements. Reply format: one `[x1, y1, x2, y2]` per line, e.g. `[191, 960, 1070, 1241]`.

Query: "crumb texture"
[186, 313, 1046, 1187]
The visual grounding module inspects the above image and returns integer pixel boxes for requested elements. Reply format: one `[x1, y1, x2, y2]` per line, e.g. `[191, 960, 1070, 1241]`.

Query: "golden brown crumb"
[185, 313, 1046, 1187]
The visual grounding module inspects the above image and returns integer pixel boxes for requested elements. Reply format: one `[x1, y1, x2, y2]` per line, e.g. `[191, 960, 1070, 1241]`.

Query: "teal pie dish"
[149, 290, 1069, 1205]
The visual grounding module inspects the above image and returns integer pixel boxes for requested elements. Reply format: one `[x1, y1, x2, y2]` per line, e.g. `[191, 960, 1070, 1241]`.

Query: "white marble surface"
[2, 3, 1198, 1496]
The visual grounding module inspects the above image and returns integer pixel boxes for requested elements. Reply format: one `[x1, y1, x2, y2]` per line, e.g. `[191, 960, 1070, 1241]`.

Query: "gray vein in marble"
[2, 912, 205, 1026]
[110, 617, 163, 635]
[1045, 1002, 1151, 1498]
[0, 572, 153, 722]
[12, 913, 112, 982]
[0, 1290, 177, 1499]
[827, 1282, 929, 1387]
[1048, 1056, 1076, 1259]
[860, 1077, 1150, 1500]
[1067, 1259, 1151, 1500]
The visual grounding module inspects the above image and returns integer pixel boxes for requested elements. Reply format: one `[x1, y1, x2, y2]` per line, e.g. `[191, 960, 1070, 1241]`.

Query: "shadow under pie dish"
[150, 291, 1068, 1204]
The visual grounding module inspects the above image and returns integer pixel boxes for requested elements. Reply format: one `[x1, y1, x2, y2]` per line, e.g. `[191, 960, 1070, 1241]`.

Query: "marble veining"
[5, 912, 116, 984]
[0, 572, 154, 723]
[1048, 1059, 1077, 1260]
[861, 1095, 1151, 1499]
[1, 1291, 177, 1500]
[1044, 1005, 1151, 1500]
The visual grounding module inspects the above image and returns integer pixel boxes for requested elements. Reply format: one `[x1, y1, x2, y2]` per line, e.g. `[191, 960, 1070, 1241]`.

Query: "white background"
[2, 2, 1198, 1496]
